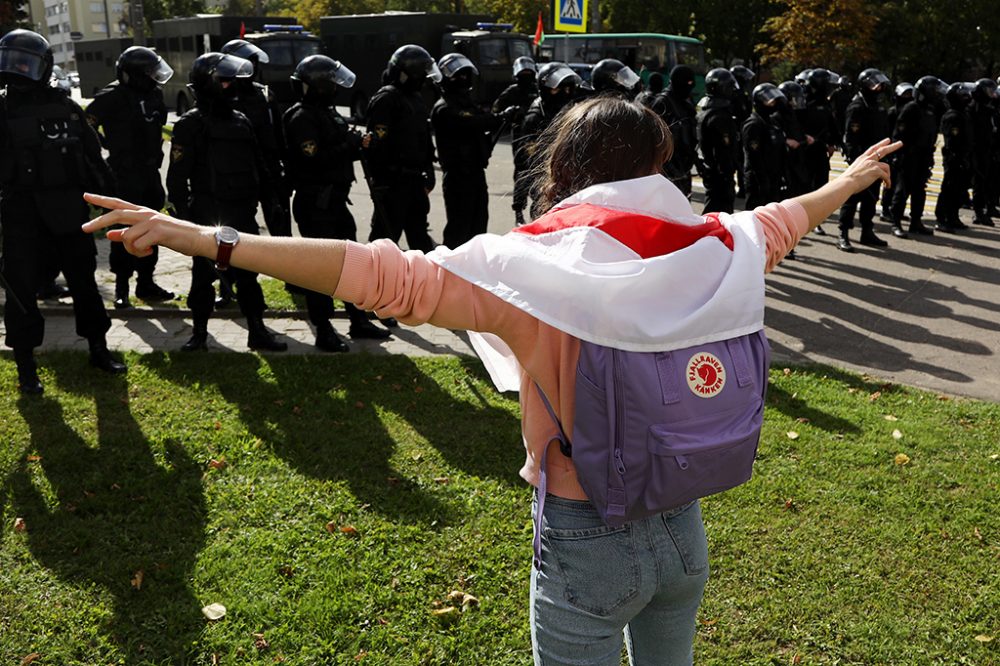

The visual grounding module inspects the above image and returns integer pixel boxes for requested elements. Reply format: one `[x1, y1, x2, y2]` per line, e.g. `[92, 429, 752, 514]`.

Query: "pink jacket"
[335, 201, 809, 500]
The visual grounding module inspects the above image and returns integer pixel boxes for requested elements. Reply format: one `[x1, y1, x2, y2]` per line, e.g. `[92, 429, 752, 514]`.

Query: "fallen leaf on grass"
[847, 388, 858, 394]
[894, 453, 911, 466]
[208, 459, 227, 470]
[131, 570, 144, 590]
[213, 421, 222, 430]
[202, 603, 226, 621]
[434, 477, 450, 485]
[461, 594, 479, 608]
[868, 391, 882, 402]
[26, 454, 41, 462]
[253, 633, 269, 651]
[793, 655, 803, 665]
[892, 429, 903, 440]
[354, 401, 365, 409]
[884, 415, 899, 421]
[782, 368, 792, 376]
[13, 517, 26, 532]
[340, 525, 359, 537]
[784, 498, 795, 511]
[974, 527, 983, 543]
[20, 654, 41, 666]
[975, 634, 993, 642]
[937, 394, 951, 401]
[432, 606, 460, 623]
[786, 431, 799, 440]
[448, 590, 465, 603]
[795, 417, 810, 424]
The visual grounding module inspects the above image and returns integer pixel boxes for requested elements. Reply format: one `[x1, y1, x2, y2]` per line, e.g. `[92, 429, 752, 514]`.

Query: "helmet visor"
[513, 58, 536, 76]
[440, 54, 477, 79]
[756, 86, 785, 106]
[611, 65, 641, 90]
[0, 47, 47, 81]
[216, 54, 254, 80]
[541, 64, 581, 89]
[865, 71, 890, 93]
[227, 41, 269, 65]
[146, 56, 174, 84]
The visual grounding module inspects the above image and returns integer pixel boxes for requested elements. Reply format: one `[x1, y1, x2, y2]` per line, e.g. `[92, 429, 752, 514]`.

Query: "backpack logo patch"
[687, 352, 726, 398]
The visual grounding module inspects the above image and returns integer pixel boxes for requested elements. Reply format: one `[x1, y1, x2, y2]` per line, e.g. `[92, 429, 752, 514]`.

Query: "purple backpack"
[533, 330, 770, 567]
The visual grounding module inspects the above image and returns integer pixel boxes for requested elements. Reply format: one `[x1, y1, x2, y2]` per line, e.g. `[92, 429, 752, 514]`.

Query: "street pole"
[131, 0, 145, 45]
[590, 0, 600, 32]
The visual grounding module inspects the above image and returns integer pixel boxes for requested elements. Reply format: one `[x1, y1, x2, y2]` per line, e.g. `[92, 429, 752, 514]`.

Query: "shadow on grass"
[142, 352, 523, 525]
[7, 366, 206, 663]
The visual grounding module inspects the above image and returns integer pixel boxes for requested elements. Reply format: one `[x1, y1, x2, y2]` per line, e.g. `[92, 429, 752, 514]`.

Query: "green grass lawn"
[1, 353, 997, 665]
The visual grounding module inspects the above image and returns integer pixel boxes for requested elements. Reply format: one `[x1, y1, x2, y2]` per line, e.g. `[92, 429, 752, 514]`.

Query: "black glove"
[501, 105, 521, 121]
[424, 168, 436, 192]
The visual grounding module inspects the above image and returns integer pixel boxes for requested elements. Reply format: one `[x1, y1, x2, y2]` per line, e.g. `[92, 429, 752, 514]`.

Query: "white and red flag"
[427, 175, 768, 391]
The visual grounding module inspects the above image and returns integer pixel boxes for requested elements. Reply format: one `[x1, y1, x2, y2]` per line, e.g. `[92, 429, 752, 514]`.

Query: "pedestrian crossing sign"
[554, 0, 587, 33]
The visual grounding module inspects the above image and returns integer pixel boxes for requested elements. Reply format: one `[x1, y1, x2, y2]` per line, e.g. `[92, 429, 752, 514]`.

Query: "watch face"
[216, 226, 240, 244]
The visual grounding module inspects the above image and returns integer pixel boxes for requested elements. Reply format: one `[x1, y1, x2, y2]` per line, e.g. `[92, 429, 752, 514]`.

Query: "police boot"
[859, 230, 888, 247]
[14, 348, 43, 395]
[368, 311, 398, 329]
[181, 318, 209, 352]
[113, 275, 131, 310]
[908, 218, 934, 236]
[837, 231, 854, 253]
[215, 281, 234, 308]
[973, 215, 996, 227]
[315, 320, 349, 353]
[135, 278, 175, 302]
[348, 306, 392, 340]
[88, 339, 127, 374]
[247, 316, 288, 352]
[37, 280, 70, 300]
[891, 223, 908, 239]
[813, 224, 827, 236]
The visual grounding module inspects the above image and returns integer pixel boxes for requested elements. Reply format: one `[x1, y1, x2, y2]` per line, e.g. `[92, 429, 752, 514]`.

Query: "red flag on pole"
[239, 21, 246, 38]
[533, 11, 544, 46]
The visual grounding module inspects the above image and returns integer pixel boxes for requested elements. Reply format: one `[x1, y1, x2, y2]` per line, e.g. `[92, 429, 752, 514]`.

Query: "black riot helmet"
[836, 73, 853, 94]
[857, 68, 890, 96]
[537, 61, 581, 92]
[805, 68, 836, 101]
[751, 82, 785, 116]
[795, 68, 813, 86]
[591, 58, 641, 95]
[188, 52, 254, 104]
[438, 52, 478, 93]
[387, 44, 441, 93]
[973, 78, 999, 105]
[513, 56, 537, 84]
[730, 65, 756, 92]
[778, 81, 806, 110]
[894, 82, 914, 104]
[668, 64, 695, 97]
[291, 54, 356, 104]
[915, 75, 947, 106]
[0, 29, 54, 86]
[116, 46, 173, 91]
[945, 81, 973, 110]
[704, 67, 739, 99]
[221, 39, 270, 74]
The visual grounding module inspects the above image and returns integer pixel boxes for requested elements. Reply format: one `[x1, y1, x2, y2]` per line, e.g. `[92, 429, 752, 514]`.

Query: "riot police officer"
[0, 29, 125, 393]
[634, 71, 663, 109]
[742, 83, 787, 209]
[283, 55, 391, 350]
[776, 80, 812, 198]
[591, 59, 641, 99]
[166, 52, 287, 352]
[364, 44, 440, 253]
[696, 68, 741, 213]
[970, 78, 998, 227]
[652, 65, 697, 197]
[881, 82, 914, 221]
[801, 68, 841, 234]
[730, 65, 755, 198]
[521, 62, 582, 217]
[934, 82, 975, 232]
[837, 68, 891, 251]
[492, 56, 538, 226]
[220, 39, 291, 239]
[890, 75, 947, 237]
[86, 46, 175, 309]
[830, 73, 854, 137]
[432, 53, 512, 248]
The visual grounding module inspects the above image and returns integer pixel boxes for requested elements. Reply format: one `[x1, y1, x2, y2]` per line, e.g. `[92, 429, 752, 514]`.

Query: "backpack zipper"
[612, 349, 627, 475]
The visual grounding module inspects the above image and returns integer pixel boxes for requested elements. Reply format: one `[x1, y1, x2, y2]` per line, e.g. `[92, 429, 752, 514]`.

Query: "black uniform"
[493, 81, 537, 221]
[881, 98, 909, 217]
[432, 91, 501, 248]
[283, 100, 380, 336]
[652, 89, 697, 196]
[731, 90, 751, 197]
[890, 100, 938, 228]
[935, 106, 974, 228]
[697, 97, 740, 213]
[0, 86, 115, 360]
[742, 111, 787, 208]
[970, 100, 998, 224]
[521, 96, 562, 217]
[838, 94, 888, 237]
[364, 83, 438, 252]
[167, 107, 271, 327]
[86, 81, 168, 290]
[775, 106, 810, 197]
[800, 99, 840, 192]
[232, 80, 291, 237]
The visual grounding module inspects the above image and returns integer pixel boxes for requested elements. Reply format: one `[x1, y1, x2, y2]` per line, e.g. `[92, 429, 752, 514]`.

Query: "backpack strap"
[531, 382, 572, 570]
[725, 337, 753, 388]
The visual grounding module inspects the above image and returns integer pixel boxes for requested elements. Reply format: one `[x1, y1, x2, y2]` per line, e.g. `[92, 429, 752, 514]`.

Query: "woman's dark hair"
[531, 96, 673, 217]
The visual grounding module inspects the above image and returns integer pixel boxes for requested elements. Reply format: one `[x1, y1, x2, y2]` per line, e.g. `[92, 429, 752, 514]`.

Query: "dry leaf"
[253, 633, 269, 651]
[894, 453, 911, 466]
[434, 477, 450, 485]
[340, 525, 359, 537]
[432, 606, 460, 623]
[795, 417, 810, 424]
[786, 431, 800, 440]
[448, 590, 465, 603]
[461, 594, 479, 608]
[20, 654, 41, 666]
[354, 401, 365, 409]
[13, 517, 26, 532]
[868, 391, 882, 402]
[974, 527, 983, 543]
[209, 459, 227, 470]
[354, 650, 368, 661]
[325, 521, 337, 534]
[884, 415, 899, 421]
[975, 634, 994, 643]
[937, 394, 951, 401]
[784, 498, 795, 511]
[782, 368, 792, 376]
[292, 406, 302, 415]
[892, 429, 903, 440]
[131, 570, 144, 590]
[213, 421, 222, 430]
[202, 603, 227, 620]
[26, 454, 41, 462]
[793, 655, 803, 665]
[847, 387, 858, 394]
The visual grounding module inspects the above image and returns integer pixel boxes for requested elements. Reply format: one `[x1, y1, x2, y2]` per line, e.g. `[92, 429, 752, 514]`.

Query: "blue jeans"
[531, 494, 709, 665]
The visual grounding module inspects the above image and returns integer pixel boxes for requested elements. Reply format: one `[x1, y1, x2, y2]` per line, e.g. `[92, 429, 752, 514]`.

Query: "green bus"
[538, 33, 706, 97]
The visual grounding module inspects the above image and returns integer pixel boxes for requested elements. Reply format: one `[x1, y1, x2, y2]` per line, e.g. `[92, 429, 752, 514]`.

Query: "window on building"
[89, 2, 102, 12]
[92, 22, 108, 34]
[50, 23, 60, 33]
[111, 3, 122, 11]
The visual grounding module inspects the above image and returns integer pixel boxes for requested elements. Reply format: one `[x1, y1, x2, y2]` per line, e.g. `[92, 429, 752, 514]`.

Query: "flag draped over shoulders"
[426, 174, 768, 391]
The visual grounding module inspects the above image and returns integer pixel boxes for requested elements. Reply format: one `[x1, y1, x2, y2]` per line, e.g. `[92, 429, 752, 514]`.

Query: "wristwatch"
[214, 226, 239, 271]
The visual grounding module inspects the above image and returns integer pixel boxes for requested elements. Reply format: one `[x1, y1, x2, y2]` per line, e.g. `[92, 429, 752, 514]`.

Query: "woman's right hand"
[82, 193, 215, 259]
[839, 139, 902, 194]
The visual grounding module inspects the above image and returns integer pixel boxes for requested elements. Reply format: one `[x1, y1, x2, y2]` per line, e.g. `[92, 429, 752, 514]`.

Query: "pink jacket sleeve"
[753, 200, 810, 272]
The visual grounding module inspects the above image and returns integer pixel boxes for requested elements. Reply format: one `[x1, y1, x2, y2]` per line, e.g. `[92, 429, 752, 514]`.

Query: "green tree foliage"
[759, 0, 875, 73]
[467, 0, 548, 34]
